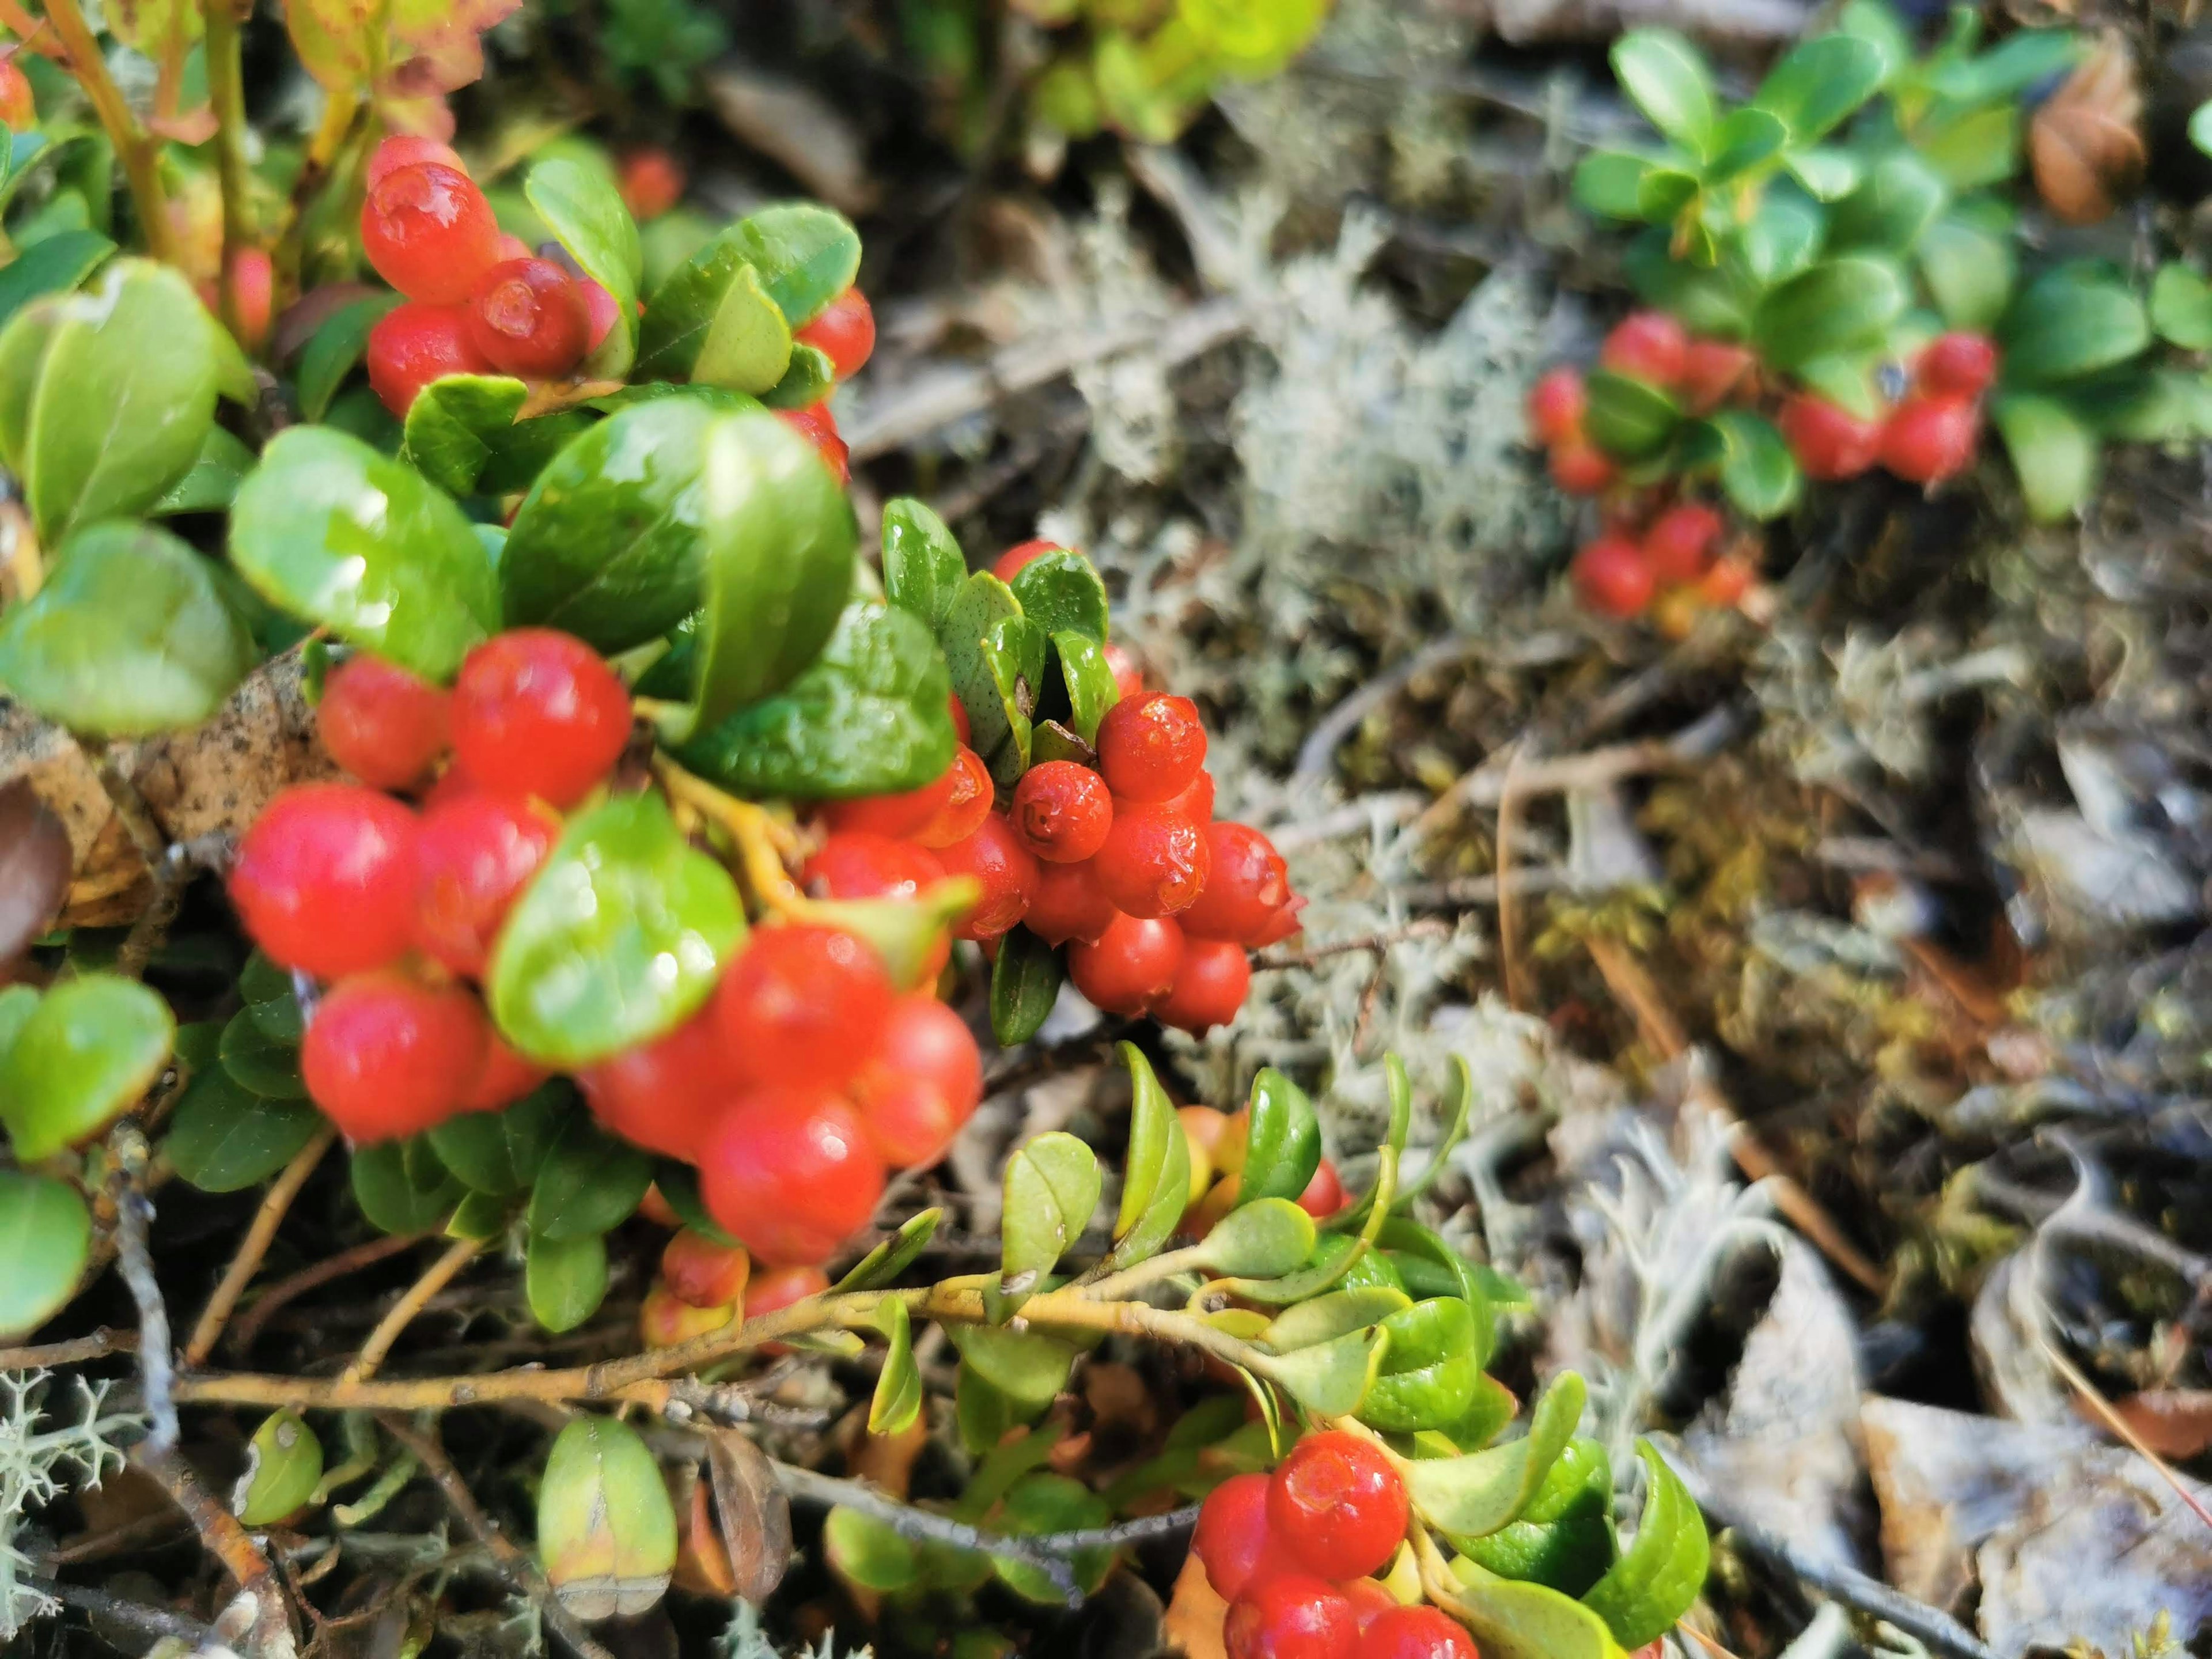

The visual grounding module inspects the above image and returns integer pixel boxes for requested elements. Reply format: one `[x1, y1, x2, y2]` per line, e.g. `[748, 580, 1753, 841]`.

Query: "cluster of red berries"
[807, 541, 1303, 1037]
[634, 1213, 834, 1351]
[1192, 1433, 1474, 1659]
[770, 282, 876, 488]
[1776, 330, 1994, 486]
[228, 625, 981, 1270]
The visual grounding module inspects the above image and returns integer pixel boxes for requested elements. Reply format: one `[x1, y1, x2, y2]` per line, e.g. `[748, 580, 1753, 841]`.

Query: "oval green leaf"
[1359, 1297, 1480, 1432]
[527, 158, 642, 380]
[2000, 266, 2152, 387]
[1751, 33, 1888, 142]
[1404, 1372, 1588, 1539]
[1751, 256, 1907, 369]
[218, 1007, 305, 1099]
[990, 926, 1062, 1048]
[1106, 1043, 1192, 1268]
[1253, 1323, 1389, 1418]
[527, 1111, 653, 1240]
[235, 1410, 324, 1526]
[399, 372, 528, 497]
[1240, 1067, 1321, 1205]
[538, 1415, 677, 1622]
[527, 1230, 611, 1333]
[1993, 393, 2099, 524]
[869, 1297, 923, 1437]
[1582, 370, 1682, 460]
[1196, 1197, 1317, 1279]
[350, 1137, 461, 1233]
[1002, 1129, 1102, 1287]
[1580, 1442, 1710, 1648]
[166, 1071, 323, 1192]
[1007, 550, 1109, 643]
[0, 1171, 91, 1334]
[1610, 31, 1715, 154]
[881, 497, 968, 630]
[429, 1083, 576, 1196]
[0, 973, 174, 1160]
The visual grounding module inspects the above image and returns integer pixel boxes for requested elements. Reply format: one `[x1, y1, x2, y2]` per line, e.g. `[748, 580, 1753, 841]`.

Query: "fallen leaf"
[2101, 1389, 2212, 1459]
[1161, 1548, 1230, 1659]
[0, 779, 71, 960]
[2031, 37, 2146, 224]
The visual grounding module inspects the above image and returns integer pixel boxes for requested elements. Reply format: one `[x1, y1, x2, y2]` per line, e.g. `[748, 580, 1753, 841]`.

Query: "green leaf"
[229, 425, 499, 683]
[1622, 234, 1752, 337]
[2152, 264, 2212, 351]
[1253, 1323, 1389, 1418]
[1571, 151, 1659, 221]
[764, 344, 836, 411]
[150, 425, 257, 516]
[802, 881, 976, 991]
[0, 520, 252, 737]
[527, 1111, 653, 1240]
[1581, 1443, 1710, 1648]
[1002, 1130, 1102, 1287]
[296, 292, 400, 422]
[1007, 551, 1108, 643]
[1194, 1198, 1318, 1278]
[350, 1137, 461, 1233]
[12, 259, 220, 541]
[1917, 208, 2016, 331]
[1752, 34, 1887, 142]
[527, 1231, 610, 1333]
[991, 927, 1062, 1047]
[992, 1473, 1115, 1604]
[1634, 167, 1699, 226]
[1054, 631, 1121, 746]
[1702, 411, 1802, 521]
[537, 1415, 678, 1621]
[881, 497, 968, 630]
[647, 1161, 737, 1247]
[1105, 1043, 1192, 1269]
[0, 229, 113, 335]
[0, 1172, 90, 1333]
[0, 973, 173, 1160]
[218, 1008, 304, 1099]
[1376, 1219, 1495, 1368]
[490, 793, 745, 1069]
[1457, 1440, 1616, 1597]
[1358, 1297, 1481, 1432]
[1240, 1068, 1321, 1204]
[499, 397, 720, 654]
[1611, 31, 1716, 154]
[945, 1322, 1078, 1407]
[824, 1506, 923, 1594]
[527, 158, 643, 380]
[719, 204, 861, 328]
[429, 1084, 575, 1195]
[693, 264, 794, 394]
[1782, 147, 1863, 202]
[1751, 256, 1907, 368]
[936, 571, 1029, 782]
[673, 601, 957, 800]
[1925, 28, 2080, 104]
[165, 1072, 321, 1192]
[1704, 109, 1787, 184]
[1582, 371, 1681, 460]
[399, 373, 528, 497]
[978, 615, 1048, 787]
[1440, 1561, 1627, 1659]
[1735, 190, 1824, 289]
[447, 1189, 510, 1240]
[2000, 266, 2151, 387]
[831, 1214, 940, 1299]
[2193, 99, 2212, 160]
[1265, 1286, 1412, 1350]
[236, 1410, 323, 1526]
[1827, 151, 1947, 253]
[1991, 394, 2099, 523]
[638, 236, 789, 387]
[1404, 1372, 1588, 1539]
[870, 1297, 924, 1436]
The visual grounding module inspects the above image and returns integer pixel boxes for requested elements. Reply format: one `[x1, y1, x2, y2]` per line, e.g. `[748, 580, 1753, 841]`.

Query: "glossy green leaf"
[2152, 264, 2212, 351]
[1827, 151, 1947, 253]
[1752, 33, 1887, 142]
[1459, 1440, 1616, 1598]
[639, 234, 789, 385]
[229, 425, 499, 683]
[527, 1112, 653, 1240]
[1106, 1043, 1192, 1268]
[1705, 109, 1787, 184]
[0, 293, 59, 470]
[717, 203, 861, 329]
[1790, 351, 1884, 419]
[1736, 188, 1824, 288]
[992, 1473, 1115, 1604]
[1751, 256, 1907, 368]
[824, 1506, 923, 1593]
[2000, 266, 2151, 386]
[151, 425, 256, 516]
[0, 229, 113, 335]
[296, 292, 400, 422]
[1582, 371, 1681, 460]
[12, 259, 220, 541]
[978, 614, 1048, 787]
[991, 926, 1062, 1047]
[1702, 411, 1802, 521]
[1195, 1198, 1317, 1278]
[2193, 99, 2212, 160]
[0, 520, 252, 737]
[1002, 1130, 1101, 1288]
[1913, 101, 2021, 192]
[400, 373, 528, 497]
[490, 793, 745, 1068]
[937, 572, 1030, 782]
[869, 1297, 924, 1436]
[0, 1172, 91, 1333]
[1993, 394, 2099, 523]
[1376, 1219, 1495, 1368]
[802, 879, 976, 991]
[1571, 151, 1657, 221]
[1265, 1286, 1412, 1350]
[1240, 1068, 1321, 1205]
[673, 601, 957, 800]
[538, 1415, 677, 1620]
[1359, 1297, 1481, 1433]
[1405, 1372, 1588, 1539]
[1007, 551, 1108, 643]
[1054, 631, 1120, 746]
[1254, 1323, 1388, 1418]
[1441, 1560, 1627, 1659]
[764, 344, 836, 411]
[881, 497, 968, 629]
[446, 1190, 510, 1240]
[499, 397, 719, 654]
[429, 1084, 575, 1196]
[218, 1008, 304, 1099]
[527, 158, 642, 380]
[236, 1410, 323, 1525]
[1611, 31, 1715, 153]
[1581, 1442, 1709, 1647]
[946, 1322, 1078, 1407]
[527, 1230, 610, 1333]
[1782, 147, 1863, 202]
[0, 985, 39, 1065]
[0, 973, 173, 1160]
[1917, 207, 2016, 331]
[166, 1072, 321, 1192]
[350, 1137, 461, 1233]
[692, 263, 795, 393]
[835, 1208, 944, 1292]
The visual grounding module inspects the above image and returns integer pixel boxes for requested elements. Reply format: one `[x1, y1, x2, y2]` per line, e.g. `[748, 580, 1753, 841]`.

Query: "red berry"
[700, 1088, 885, 1266]
[1224, 1576, 1358, 1659]
[367, 135, 465, 190]
[1194, 1473, 1291, 1602]
[1096, 694, 1206, 803]
[1252, 897, 1307, 947]
[1599, 312, 1688, 387]
[993, 539, 1063, 583]
[1571, 536, 1655, 618]
[450, 628, 631, 808]
[366, 301, 490, 415]
[1154, 937, 1251, 1035]
[1549, 440, 1616, 495]
[230, 783, 420, 978]
[580, 279, 619, 352]
[0, 60, 36, 133]
[1339, 1580, 1397, 1636]
[662, 1229, 751, 1308]
[824, 763, 960, 840]
[1702, 554, 1756, 607]
[774, 404, 850, 487]
[1068, 913, 1184, 1014]
[618, 148, 685, 221]
[715, 925, 895, 1092]
[1010, 761, 1114, 863]
[1360, 1607, 1479, 1659]
[802, 832, 946, 902]
[1880, 395, 1978, 483]
[414, 789, 558, 978]
[219, 248, 275, 353]
[912, 747, 994, 849]
[1297, 1159, 1346, 1219]
[460, 1030, 550, 1111]
[1679, 339, 1755, 414]
[1103, 642, 1145, 702]
[467, 257, 590, 379]
[946, 693, 972, 745]
[639, 1184, 681, 1228]
[1778, 393, 1883, 481]
[935, 815, 1039, 941]
[1267, 1433, 1408, 1581]
[796, 288, 876, 381]
[744, 1263, 829, 1321]
[1022, 859, 1119, 946]
[850, 994, 983, 1166]
[319, 653, 451, 790]
[495, 232, 533, 262]
[578, 1013, 731, 1161]
[302, 972, 488, 1142]
[1180, 823, 1290, 944]
[1163, 769, 1215, 825]
[641, 1281, 732, 1347]
[1639, 503, 1722, 585]
[1526, 368, 1586, 445]
[1916, 332, 1998, 397]
[361, 161, 500, 304]
[1094, 802, 1210, 918]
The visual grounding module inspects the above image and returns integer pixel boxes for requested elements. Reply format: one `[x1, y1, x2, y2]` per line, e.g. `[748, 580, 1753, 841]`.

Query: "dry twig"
[185, 1128, 338, 1366]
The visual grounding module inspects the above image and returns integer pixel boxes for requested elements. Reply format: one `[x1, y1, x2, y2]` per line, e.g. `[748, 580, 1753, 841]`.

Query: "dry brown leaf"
[2099, 1389, 2212, 1458]
[0, 778, 71, 960]
[1160, 1549, 1230, 1659]
[2031, 37, 2146, 224]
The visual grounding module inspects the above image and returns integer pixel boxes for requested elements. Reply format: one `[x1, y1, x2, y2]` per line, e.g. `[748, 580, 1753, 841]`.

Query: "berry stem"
[182, 1126, 338, 1366]
[654, 756, 810, 917]
[41, 0, 175, 266]
[203, 0, 253, 339]
[340, 1234, 486, 1385]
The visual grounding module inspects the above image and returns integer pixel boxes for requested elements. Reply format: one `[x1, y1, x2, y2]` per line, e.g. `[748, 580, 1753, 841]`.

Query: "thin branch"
[134, 1442, 297, 1657]
[37, 0, 173, 263]
[1253, 918, 1454, 972]
[224, 1228, 433, 1358]
[771, 1462, 1080, 1604]
[202, 0, 253, 336]
[1413, 707, 1744, 841]
[185, 1128, 338, 1366]
[106, 1126, 177, 1454]
[344, 1235, 485, 1383]
[0, 1328, 139, 1369]
[19, 1574, 222, 1647]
